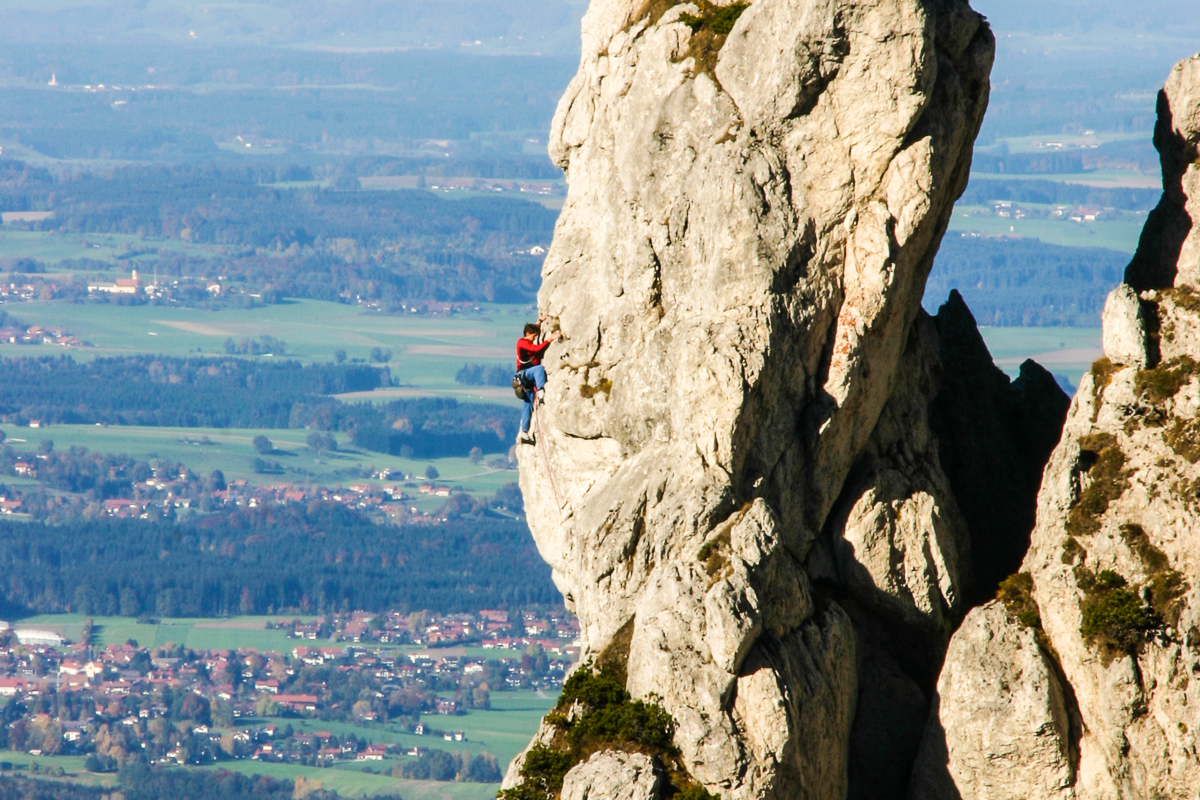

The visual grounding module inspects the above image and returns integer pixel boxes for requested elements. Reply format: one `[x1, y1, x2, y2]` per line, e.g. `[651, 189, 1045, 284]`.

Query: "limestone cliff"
[509, 0, 999, 797]
[915, 52, 1200, 800]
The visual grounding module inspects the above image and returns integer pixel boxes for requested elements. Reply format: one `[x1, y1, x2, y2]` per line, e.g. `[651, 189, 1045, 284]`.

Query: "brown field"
[335, 386, 515, 402]
[406, 344, 511, 359]
[155, 320, 237, 337]
[996, 346, 1103, 366]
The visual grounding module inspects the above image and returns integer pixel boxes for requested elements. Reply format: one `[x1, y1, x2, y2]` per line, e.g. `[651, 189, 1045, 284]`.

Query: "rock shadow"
[1125, 88, 1194, 291]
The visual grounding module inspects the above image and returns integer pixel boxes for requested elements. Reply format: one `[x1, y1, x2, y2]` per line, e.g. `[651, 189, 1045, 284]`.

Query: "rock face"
[910, 602, 1077, 800]
[917, 51, 1200, 800]
[561, 752, 665, 800]
[512, 0, 999, 797]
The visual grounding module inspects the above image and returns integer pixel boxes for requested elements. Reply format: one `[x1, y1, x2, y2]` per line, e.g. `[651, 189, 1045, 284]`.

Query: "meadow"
[13, 615, 551, 665]
[0, 420, 518, 502]
[0, 689, 559, 799]
[15, 613, 308, 653]
[947, 205, 1146, 252]
[978, 325, 1101, 389]
[0, 297, 525, 403]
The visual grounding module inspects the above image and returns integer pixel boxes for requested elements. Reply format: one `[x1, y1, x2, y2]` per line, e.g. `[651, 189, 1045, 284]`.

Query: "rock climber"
[515, 314, 561, 444]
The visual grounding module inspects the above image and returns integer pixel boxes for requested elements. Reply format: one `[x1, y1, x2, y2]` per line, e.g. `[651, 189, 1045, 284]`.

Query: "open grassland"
[994, 131, 1149, 154]
[13, 616, 559, 666]
[0, 691, 558, 798]
[7, 616, 551, 668]
[15, 613, 308, 653]
[203, 759, 501, 800]
[0, 229, 224, 264]
[947, 206, 1145, 252]
[0, 422, 518, 502]
[979, 326, 1102, 389]
[0, 298, 526, 403]
[967, 169, 1160, 190]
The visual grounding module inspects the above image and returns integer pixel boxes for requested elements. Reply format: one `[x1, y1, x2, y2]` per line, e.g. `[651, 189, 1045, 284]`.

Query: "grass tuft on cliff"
[1076, 567, 1160, 659]
[997, 572, 1041, 629]
[1065, 432, 1130, 537]
[500, 658, 721, 800]
[629, 1, 749, 77]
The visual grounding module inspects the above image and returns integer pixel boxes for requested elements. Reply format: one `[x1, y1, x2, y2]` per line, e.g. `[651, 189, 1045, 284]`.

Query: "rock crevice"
[917, 51, 1200, 800]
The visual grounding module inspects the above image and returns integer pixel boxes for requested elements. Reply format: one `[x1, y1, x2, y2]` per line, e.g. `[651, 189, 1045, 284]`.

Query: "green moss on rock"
[1065, 433, 1129, 537]
[1119, 523, 1188, 627]
[1076, 567, 1159, 659]
[500, 658, 720, 800]
[997, 572, 1042, 629]
[1135, 355, 1199, 405]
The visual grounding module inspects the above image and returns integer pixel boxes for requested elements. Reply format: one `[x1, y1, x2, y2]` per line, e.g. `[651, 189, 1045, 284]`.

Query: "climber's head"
[523, 323, 540, 341]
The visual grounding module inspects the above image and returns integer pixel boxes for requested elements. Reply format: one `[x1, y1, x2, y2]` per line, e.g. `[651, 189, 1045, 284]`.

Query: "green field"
[0, 298, 525, 404]
[0, 690, 558, 798]
[978, 326, 1101, 389]
[0, 422, 518, 502]
[12, 615, 560, 663]
[250, 690, 555, 770]
[200, 758, 503, 800]
[947, 206, 1146, 252]
[991, 131, 1149, 155]
[15, 613, 308, 653]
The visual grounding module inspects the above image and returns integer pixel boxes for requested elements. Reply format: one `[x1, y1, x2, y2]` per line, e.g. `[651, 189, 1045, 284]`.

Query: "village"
[0, 449, 519, 525]
[0, 607, 577, 773]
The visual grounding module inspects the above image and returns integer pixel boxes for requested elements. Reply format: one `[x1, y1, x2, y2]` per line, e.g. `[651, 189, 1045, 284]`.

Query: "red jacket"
[516, 337, 550, 370]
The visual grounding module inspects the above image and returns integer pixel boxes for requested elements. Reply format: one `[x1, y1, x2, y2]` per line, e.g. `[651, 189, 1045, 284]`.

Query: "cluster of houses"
[92, 477, 482, 523]
[981, 200, 1125, 224]
[0, 323, 80, 347]
[0, 607, 577, 767]
[0, 449, 512, 524]
[424, 177, 562, 198]
[85, 270, 231, 300]
[281, 608, 581, 651]
[0, 282, 61, 303]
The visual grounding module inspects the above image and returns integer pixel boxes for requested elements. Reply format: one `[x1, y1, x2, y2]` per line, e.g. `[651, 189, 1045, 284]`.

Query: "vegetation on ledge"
[1119, 523, 1188, 627]
[1076, 567, 1159, 659]
[997, 572, 1041, 629]
[499, 658, 720, 800]
[630, 1, 750, 76]
[1065, 432, 1129, 537]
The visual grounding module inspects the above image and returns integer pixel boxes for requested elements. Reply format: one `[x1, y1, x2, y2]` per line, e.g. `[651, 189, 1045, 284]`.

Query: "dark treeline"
[971, 137, 1160, 176]
[118, 765, 325, 800]
[1, 161, 554, 246]
[0, 504, 557, 618]
[960, 177, 1160, 210]
[925, 234, 1126, 326]
[0, 775, 105, 800]
[0, 768, 342, 800]
[0, 356, 515, 457]
[455, 362, 512, 387]
[0, 356, 384, 428]
[0, 159, 555, 304]
[350, 155, 562, 180]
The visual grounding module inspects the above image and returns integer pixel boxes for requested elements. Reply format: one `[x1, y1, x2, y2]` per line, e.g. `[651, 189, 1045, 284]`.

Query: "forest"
[958, 176, 1160, 211]
[0, 356, 385, 428]
[0, 503, 558, 619]
[924, 234, 1128, 326]
[0, 769, 338, 800]
[0, 356, 514, 457]
[0, 159, 556, 304]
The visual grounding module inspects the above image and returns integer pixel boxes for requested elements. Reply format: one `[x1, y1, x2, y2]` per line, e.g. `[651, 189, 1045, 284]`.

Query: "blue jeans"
[518, 365, 546, 432]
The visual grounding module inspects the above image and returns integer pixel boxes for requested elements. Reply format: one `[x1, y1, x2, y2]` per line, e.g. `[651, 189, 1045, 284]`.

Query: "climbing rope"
[532, 386, 564, 513]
